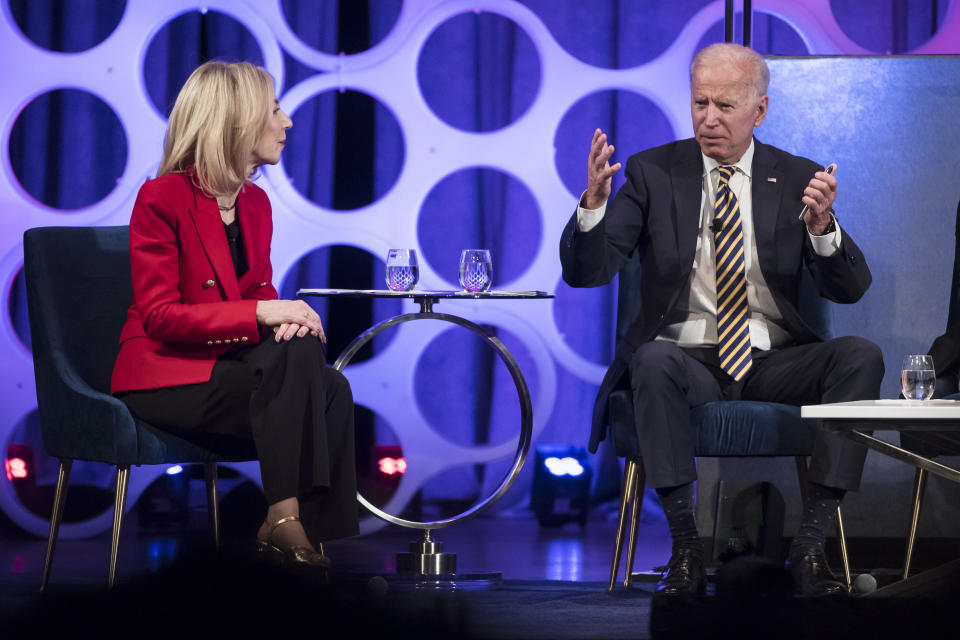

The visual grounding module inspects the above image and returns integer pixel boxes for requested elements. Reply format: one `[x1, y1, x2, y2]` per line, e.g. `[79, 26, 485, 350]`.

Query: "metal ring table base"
[332, 296, 534, 578]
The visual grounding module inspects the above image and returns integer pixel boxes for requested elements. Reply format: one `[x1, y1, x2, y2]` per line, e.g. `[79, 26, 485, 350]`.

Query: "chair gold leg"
[903, 467, 927, 580]
[40, 459, 72, 592]
[108, 466, 130, 589]
[608, 460, 639, 592]
[835, 507, 851, 591]
[623, 459, 646, 588]
[797, 455, 852, 590]
[204, 462, 220, 550]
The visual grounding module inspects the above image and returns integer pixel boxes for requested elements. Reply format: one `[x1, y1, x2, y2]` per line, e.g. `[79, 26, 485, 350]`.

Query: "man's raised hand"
[584, 128, 622, 210]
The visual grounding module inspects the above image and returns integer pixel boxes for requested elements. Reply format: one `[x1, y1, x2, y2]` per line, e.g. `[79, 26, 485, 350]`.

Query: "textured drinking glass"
[385, 249, 419, 292]
[901, 354, 935, 400]
[459, 249, 492, 292]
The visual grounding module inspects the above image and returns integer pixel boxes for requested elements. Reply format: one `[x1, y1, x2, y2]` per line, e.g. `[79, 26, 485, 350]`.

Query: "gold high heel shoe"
[256, 515, 330, 571]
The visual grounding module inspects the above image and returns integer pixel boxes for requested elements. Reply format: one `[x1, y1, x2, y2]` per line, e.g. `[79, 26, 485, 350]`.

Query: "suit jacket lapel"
[672, 141, 705, 266]
[751, 141, 784, 274]
[188, 192, 242, 301]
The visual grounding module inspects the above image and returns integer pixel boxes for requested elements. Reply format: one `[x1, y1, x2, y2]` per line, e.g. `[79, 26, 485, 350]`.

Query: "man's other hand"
[802, 163, 838, 235]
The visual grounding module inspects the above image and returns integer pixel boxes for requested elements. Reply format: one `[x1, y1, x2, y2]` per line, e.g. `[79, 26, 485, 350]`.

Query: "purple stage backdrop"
[1, 0, 958, 540]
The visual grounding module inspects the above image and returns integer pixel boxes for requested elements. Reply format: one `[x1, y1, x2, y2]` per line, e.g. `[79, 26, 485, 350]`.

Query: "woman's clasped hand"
[256, 299, 326, 342]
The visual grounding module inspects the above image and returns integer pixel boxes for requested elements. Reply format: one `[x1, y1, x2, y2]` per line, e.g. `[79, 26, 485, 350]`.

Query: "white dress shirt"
[577, 140, 841, 351]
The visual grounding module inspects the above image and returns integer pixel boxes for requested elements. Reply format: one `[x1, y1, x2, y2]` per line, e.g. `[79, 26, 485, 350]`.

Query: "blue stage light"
[531, 446, 592, 527]
[165, 465, 184, 475]
[544, 456, 585, 477]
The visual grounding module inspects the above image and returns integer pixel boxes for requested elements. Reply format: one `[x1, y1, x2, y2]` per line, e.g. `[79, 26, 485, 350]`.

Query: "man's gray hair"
[690, 43, 769, 96]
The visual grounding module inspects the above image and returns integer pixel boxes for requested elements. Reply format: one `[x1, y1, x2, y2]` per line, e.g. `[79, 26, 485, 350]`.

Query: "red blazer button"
[203, 279, 216, 289]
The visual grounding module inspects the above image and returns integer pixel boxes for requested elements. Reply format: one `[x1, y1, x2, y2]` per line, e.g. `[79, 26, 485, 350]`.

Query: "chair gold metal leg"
[40, 459, 72, 592]
[108, 466, 130, 589]
[797, 455, 851, 590]
[204, 462, 220, 550]
[608, 459, 639, 592]
[623, 459, 646, 588]
[903, 467, 927, 580]
[835, 507, 851, 591]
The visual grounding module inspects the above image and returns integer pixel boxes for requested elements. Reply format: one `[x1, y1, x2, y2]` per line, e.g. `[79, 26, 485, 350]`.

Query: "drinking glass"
[901, 354, 935, 400]
[385, 249, 419, 292]
[459, 249, 492, 293]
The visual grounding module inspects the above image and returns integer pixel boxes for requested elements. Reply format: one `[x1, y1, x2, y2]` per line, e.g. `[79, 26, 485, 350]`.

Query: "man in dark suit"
[560, 43, 883, 597]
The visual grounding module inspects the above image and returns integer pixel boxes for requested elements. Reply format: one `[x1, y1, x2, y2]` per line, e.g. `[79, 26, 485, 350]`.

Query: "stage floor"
[0, 508, 672, 587]
[0, 509, 673, 638]
[2, 506, 954, 639]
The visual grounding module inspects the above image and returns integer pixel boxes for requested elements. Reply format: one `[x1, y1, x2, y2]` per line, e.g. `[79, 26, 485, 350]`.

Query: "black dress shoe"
[655, 549, 706, 597]
[786, 547, 847, 597]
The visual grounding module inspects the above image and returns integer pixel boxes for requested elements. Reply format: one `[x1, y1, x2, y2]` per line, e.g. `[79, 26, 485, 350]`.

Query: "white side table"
[802, 399, 960, 580]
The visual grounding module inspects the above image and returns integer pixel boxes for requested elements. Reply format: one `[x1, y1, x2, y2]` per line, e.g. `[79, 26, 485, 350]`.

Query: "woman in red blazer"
[111, 61, 356, 571]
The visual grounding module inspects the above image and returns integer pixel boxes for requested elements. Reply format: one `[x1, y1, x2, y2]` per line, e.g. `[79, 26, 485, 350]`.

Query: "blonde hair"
[158, 61, 275, 198]
[691, 43, 769, 97]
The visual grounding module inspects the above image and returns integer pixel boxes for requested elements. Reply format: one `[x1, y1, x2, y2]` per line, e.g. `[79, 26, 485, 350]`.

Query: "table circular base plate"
[381, 572, 503, 592]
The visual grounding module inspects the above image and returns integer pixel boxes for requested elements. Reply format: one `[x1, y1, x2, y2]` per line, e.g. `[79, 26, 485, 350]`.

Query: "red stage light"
[377, 457, 407, 475]
[5, 457, 28, 481]
[5, 444, 34, 483]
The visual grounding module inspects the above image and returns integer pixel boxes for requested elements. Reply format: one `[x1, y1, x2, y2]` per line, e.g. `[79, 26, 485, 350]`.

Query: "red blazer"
[111, 172, 279, 393]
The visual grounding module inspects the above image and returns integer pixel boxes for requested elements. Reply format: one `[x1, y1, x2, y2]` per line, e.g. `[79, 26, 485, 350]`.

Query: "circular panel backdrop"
[1, 0, 958, 538]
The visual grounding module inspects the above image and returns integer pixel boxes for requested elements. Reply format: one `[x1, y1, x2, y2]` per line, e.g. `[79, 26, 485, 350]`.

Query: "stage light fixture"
[544, 456, 585, 477]
[137, 464, 190, 528]
[5, 457, 27, 481]
[5, 445, 33, 484]
[530, 445, 592, 527]
[378, 456, 407, 475]
[363, 445, 405, 509]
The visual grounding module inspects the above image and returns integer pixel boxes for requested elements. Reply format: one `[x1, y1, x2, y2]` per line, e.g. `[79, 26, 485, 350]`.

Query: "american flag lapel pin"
[767, 177, 777, 182]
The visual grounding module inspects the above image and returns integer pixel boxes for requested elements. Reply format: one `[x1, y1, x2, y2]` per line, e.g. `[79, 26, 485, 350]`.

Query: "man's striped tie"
[714, 165, 753, 381]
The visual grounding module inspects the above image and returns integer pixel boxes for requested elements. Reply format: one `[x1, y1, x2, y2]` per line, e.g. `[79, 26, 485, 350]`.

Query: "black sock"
[792, 482, 846, 554]
[656, 482, 704, 558]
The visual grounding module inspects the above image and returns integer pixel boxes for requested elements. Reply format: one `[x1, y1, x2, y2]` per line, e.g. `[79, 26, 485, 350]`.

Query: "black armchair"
[606, 248, 851, 592]
[23, 226, 257, 589]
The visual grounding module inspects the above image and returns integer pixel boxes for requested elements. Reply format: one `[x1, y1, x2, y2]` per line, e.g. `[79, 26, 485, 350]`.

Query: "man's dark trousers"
[628, 336, 884, 490]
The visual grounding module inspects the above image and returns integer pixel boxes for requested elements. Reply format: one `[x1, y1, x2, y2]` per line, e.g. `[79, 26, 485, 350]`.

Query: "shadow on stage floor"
[1, 512, 956, 639]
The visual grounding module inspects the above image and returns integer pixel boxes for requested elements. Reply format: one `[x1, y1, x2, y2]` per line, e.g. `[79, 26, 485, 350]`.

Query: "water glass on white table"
[385, 249, 419, 291]
[459, 249, 492, 293]
[901, 354, 935, 400]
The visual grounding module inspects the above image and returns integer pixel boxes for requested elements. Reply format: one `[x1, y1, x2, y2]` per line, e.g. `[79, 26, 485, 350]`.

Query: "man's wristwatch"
[819, 209, 836, 235]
